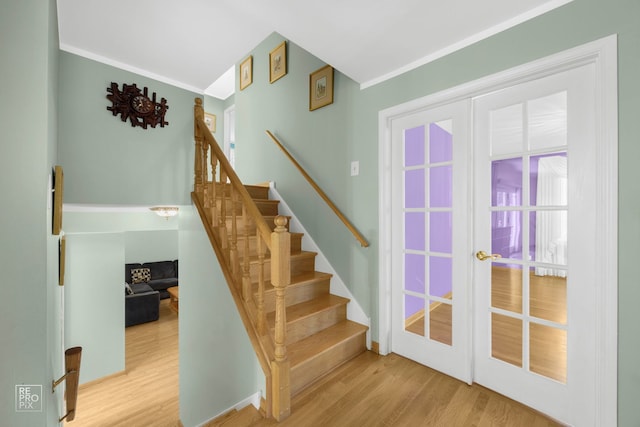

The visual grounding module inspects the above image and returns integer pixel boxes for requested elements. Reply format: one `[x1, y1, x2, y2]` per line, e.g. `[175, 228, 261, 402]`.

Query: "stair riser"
[278, 305, 347, 346]
[213, 183, 270, 200]
[261, 280, 330, 313]
[249, 255, 316, 283]
[290, 332, 366, 396]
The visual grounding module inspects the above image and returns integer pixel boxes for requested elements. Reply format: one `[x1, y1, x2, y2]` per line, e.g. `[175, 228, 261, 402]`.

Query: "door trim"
[378, 34, 617, 425]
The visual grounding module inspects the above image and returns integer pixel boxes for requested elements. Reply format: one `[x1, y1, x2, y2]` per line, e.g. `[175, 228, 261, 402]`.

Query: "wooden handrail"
[265, 130, 369, 248]
[196, 102, 273, 247]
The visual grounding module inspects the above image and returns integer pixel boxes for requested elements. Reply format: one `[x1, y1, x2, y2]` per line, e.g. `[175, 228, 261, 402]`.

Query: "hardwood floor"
[74, 300, 560, 427]
[227, 352, 560, 427]
[73, 299, 180, 427]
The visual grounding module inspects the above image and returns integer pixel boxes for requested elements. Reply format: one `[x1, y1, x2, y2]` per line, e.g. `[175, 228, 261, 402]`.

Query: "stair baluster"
[241, 204, 252, 301]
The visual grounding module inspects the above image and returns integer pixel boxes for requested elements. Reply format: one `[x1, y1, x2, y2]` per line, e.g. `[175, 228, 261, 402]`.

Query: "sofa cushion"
[131, 268, 151, 284]
[131, 283, 154, 294]
[125, 283, 133, 295]
[144, 261, 176, 280]
[147, 278, 178, 292]
[125, 263, 143, 284]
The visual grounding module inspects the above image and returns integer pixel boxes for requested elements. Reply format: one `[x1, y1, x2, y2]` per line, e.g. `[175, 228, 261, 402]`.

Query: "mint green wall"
[1, 0, 61, 425]
[65, 233, 125, 384]
[204, 95, 226, 145]
[234, 1, 639, 424]
[179, 206, 261, 426]
[58, 52, 198, 206]
[234, 32, 370, 319]
[125, 230, 178, 263]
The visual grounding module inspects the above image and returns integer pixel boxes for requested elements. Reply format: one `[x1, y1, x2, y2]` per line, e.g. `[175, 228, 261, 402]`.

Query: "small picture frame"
[239, 55, 253, 90]
[204, 112, 216, 133]
[52, 165, 64, 235]
[309, 65, 334, 111]
[269, 41, 287, 83]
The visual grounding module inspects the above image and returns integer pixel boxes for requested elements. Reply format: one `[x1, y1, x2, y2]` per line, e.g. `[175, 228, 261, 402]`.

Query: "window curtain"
[535, 156, 567, 277]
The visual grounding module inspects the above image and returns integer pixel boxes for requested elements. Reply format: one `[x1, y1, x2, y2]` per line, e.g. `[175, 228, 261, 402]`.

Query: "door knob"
[476, 250, 502, 261]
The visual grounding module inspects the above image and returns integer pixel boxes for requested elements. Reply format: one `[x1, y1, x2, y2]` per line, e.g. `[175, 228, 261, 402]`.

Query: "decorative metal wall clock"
[106, 82, 169, 129]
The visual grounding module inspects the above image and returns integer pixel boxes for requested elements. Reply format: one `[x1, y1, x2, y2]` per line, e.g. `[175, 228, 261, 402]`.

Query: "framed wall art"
[239, 55, 253, 90]
[204, 112, 216, 133]
[309, 65, 334, 111]
[269, 41, 287, 83]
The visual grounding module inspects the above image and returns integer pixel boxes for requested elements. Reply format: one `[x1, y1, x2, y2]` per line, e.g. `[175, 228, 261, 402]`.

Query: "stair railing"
[265, 130, 369, 247]
[193, 99, 291, 421]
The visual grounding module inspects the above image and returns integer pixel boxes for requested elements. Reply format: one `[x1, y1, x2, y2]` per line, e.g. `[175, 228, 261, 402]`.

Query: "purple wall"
[491, 153, 566, 261]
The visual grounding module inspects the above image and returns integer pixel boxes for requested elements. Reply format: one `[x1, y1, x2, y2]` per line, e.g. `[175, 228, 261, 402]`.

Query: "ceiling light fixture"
[150, 206, 179, 219]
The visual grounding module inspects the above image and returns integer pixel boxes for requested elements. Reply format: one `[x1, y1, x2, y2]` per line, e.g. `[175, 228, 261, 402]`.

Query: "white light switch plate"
[351, 161, 359, 176]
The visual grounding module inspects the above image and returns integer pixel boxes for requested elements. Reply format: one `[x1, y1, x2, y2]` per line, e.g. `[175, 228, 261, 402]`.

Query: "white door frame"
[378, 35, 617, 425]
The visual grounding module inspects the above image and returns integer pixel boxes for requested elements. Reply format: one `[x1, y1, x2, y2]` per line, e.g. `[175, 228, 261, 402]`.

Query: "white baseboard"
[197, 392, 261, 427]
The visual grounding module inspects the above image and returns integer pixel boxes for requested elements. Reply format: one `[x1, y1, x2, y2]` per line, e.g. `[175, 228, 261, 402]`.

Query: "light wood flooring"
[72, 298, 560, 427]
[72, 299, 180, 427]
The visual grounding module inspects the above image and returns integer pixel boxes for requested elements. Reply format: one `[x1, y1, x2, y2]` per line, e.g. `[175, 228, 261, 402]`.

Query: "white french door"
[472, 64, 597, 425]
[390, 99, 471, 384]
[385, 46, 616, 424]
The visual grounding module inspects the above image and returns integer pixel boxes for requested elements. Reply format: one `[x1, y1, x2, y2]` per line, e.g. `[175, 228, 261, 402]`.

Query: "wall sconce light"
[150, 206, 179, 219]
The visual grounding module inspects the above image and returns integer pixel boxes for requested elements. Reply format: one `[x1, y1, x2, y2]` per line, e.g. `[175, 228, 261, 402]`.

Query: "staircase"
[192, 99, 368, 422]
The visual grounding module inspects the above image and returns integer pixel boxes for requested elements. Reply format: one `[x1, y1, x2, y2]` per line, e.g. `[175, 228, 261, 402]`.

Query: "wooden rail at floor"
[193, 99, 291, 421]
[265, 130, 369, 248]
[52, 346, 82, 422]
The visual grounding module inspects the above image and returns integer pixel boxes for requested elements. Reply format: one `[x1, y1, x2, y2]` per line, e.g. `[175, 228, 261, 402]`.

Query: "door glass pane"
[530, 153, 567, 206]
[429, 256, 452, 299]
[430, 120, 453, 162]
[429, 212, 452, 253]
[491, 313, 522, 367]
[429, 166, 452, 207]
[405, 212, 425, 250]
[528, 92, 567, 151]
[405, 169, 425, 208]
[491, 211, 522, 260]
[531, 211, 567, 266]
[405, 294, 425, 336]
[530, 269, 567, 324]
[430, 300, 452, 345]
[404, 254, 425, 294]
[491, 263, 522, 314]
[490, 103, 523, 155]
[492, 158, 522, 207]
[404, 125, 425, 166]
[530, 323, 566, 383]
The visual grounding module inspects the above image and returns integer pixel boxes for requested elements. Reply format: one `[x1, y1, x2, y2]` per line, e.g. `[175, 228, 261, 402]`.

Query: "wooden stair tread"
[267, 294, 349, 324]
[288, 320, 368, 368]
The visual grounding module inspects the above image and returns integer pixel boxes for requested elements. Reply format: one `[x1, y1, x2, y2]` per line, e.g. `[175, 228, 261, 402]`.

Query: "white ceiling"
[57, 0, 571, 99]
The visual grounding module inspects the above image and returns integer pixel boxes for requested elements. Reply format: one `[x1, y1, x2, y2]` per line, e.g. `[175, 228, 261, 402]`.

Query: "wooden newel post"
[271, 215, 291, 421]
[194, 98, 204, 193]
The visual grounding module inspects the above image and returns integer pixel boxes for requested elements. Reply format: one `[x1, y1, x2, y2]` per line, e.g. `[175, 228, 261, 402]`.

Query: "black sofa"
[125, 283, 160, 327]
[125, 260, 178, 299]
